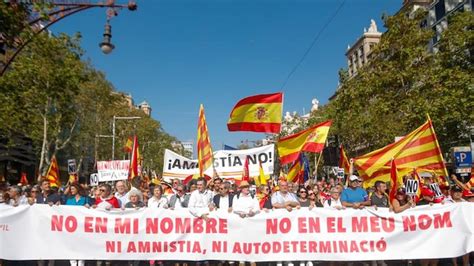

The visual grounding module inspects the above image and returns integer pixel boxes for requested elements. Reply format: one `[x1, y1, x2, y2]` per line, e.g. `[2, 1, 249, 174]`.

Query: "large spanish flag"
[46, 155, 60, 188]
[354, 118, 448, 187]
[227, 93, 283, 133]
[197, 104, 213, 177]
[277, 120, 332, 165]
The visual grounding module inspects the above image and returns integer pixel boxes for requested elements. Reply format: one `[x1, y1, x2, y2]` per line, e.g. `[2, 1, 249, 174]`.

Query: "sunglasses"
[99, 189, 106, 192]
[299, 191, 307, 193]
[308, 193, 315, 196]
[31, 190, 38, 193]
[219, 188, 227, 191]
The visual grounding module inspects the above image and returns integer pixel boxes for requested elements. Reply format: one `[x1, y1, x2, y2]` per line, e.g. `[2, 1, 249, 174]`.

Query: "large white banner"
[0, 203, 473, 261]
[97, 160, 130, 181]
[163, 144, 274, 181]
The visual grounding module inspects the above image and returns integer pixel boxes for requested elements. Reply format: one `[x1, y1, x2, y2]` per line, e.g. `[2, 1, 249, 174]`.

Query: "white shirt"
[218, 195, 230, 210]
[8, 195, 28, 206]
[115, 191, 129, 207]
[148, 196, 168, 208]
[188, 190, 213, 217]
[271, 191, 298, 205]
[233, 193, 260, 215]
[323, 197, 343, 209]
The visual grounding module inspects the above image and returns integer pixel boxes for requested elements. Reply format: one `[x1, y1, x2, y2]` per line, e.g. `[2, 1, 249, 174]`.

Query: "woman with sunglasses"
[298, 187, 311, 207]
[308, 189, 323, 208]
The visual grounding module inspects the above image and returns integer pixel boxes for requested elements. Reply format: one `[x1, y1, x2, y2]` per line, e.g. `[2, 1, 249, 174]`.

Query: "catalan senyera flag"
[354, 118, 448, 188]
[227, 93, 283, 133]
[197, 104, 213, 177]
[339, 144, 350, 174]
[46, 155, 60, 188]
[129, 135, 140, 180]
[277, 120, 332, 165]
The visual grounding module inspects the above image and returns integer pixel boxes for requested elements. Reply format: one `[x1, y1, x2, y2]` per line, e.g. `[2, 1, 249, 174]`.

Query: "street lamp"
[112, 116, 141, 160]
[0, 0, 137, 76]
[99, 23, 115, 54]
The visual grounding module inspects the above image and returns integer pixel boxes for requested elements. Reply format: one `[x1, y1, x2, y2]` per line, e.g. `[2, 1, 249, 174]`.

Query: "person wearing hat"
[341, 175, 370, 209]
[392, 188, 415, 213]
[232, 181, 260, 218]
[418, 186, 436, 206]
[444, 186, 466, 203]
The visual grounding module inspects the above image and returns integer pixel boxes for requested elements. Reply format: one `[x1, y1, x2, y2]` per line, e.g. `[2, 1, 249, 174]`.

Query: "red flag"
[339, 144, 350, 174]
[20, 172, 28, 186]
[129, 135, 140, 180]
[241, 156, 250, 182]
[389, 159, 398, 204]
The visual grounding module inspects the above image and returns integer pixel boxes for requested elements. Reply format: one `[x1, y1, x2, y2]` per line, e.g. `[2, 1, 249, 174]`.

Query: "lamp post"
[112, 116, 141, 160]
[0, 0, 137, 76]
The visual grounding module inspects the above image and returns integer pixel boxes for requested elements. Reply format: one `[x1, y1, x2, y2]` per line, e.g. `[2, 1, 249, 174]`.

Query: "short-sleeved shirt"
[341, 187, 368, 204]
[271, 191, 298, 205]
[370, 193, 389, 208]
[66, 196, 87, 206]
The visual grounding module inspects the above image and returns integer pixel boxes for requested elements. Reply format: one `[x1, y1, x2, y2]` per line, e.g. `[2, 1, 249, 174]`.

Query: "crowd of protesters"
[1, 172, 473, 266]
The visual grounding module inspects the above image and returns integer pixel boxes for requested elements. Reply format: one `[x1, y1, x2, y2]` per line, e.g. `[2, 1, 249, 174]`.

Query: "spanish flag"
[354, 118, 448, 187]
[197, 104, 213, 177]
[227, 93, 283, 133]
[46, 155, 60, 188]
[339, 144, 350, 174]
[277, 120, 332, 165]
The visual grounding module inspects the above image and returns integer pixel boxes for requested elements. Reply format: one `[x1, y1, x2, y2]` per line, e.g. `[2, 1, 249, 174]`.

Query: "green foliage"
[322, 10, 473, 157]
[0, 32, 177, 178]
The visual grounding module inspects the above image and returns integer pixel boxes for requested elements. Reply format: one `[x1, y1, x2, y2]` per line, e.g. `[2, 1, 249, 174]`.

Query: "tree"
[324, 10, 473, 156]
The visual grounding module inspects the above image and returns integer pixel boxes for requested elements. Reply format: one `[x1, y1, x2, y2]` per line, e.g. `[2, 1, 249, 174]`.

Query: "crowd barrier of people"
[1, 173, 473, 266]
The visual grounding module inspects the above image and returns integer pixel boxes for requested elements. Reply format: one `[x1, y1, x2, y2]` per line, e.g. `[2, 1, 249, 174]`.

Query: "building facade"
[345, 20, 382, 78]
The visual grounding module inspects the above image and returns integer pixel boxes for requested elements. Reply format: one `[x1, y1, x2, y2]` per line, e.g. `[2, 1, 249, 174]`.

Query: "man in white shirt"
[271, 180, 300, 212]
[114, 180, 129, 207]
[7, 186, 29, 206]
[323, 187, 344, 210]
[188, 177, 214, 221]
[233, 181, 260, 218]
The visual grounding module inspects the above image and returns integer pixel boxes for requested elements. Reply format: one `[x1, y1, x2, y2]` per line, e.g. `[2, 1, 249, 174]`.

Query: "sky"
[51, 0, 401, 152]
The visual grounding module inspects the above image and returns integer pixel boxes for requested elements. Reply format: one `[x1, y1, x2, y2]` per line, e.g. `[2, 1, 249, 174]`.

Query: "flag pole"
[314, 152, 323, 181]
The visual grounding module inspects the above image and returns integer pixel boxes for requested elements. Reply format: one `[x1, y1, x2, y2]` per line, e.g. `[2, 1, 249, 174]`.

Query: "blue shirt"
[65, 196, 87, 206]
[341, 187, 368, 203]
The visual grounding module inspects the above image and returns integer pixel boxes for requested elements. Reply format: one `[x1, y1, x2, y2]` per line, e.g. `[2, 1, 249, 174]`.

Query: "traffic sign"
[453, 147, 472, 168]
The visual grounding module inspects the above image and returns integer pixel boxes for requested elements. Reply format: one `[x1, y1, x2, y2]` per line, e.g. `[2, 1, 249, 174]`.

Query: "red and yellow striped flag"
[339, 144, 350, 174]
[227, 93, 283, 133]
[197, 104, 213, 177]
[287, 155, 304, 184]
[277, 120, 332, 165]
[46, 155, 60, 188]
[129, 135, 140, 180]
[354, 118, 448, 187]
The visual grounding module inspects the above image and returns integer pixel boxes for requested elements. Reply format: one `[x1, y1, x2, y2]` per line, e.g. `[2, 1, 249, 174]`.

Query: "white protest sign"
[163, 145, 275, 181]
[90, 173, 99, 186]
[404, 179, 419, 196]
[97, 160, 130, 182]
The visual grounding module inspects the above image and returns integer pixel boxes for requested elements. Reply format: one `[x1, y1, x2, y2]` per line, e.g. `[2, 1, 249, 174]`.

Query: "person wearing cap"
[392, 188, 415, 213]
[232, 181, 260, 218]
[188, 177, 214, 221]
[341, 175, 370, 209]
[418, 186, 436, 206]
[271, 180, 300, 212]
[444, 186, 466, 203]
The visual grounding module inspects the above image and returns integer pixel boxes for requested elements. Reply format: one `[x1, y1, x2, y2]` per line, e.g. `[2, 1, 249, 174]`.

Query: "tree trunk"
[37, 99, 50, 181]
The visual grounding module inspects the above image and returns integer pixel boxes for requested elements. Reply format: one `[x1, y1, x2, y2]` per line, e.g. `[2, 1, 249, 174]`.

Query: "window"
[435, 0, 446, 21]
